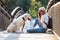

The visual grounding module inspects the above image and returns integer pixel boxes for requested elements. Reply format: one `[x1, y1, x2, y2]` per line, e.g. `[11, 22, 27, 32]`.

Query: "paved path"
[0, 32, 58, 40]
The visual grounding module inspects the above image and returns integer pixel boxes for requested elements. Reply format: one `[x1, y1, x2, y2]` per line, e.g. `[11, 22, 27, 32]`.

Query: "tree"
[29, 0, 41, 18]
[16, 0, 31, 12]
[0, 0, 48, 18]
[29, 0, 48, 18]
[0, 0, 31, 14]
[36, 0, 48, 8]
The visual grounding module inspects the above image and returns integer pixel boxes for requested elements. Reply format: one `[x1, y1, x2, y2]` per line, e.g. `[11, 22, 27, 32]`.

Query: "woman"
[27, 7, 49, 33]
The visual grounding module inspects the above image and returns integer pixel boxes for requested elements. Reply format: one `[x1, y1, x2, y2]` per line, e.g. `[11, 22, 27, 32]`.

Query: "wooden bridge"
[0, 0, 60, 40]
[0, 32, 59, 40]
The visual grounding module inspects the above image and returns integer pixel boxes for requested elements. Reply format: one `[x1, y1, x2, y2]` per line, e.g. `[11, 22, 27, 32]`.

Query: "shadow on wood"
[0, 6, 12, 30]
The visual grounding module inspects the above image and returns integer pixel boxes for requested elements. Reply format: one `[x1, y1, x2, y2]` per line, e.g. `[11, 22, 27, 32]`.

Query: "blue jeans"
[27, 27, 46, 33]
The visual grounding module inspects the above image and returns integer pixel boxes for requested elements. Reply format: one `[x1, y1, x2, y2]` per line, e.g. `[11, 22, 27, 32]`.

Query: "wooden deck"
[0, 32, 58, 40]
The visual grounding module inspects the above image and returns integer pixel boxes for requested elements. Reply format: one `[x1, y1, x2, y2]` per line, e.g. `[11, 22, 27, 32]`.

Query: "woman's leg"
[27, 27, 46, 33]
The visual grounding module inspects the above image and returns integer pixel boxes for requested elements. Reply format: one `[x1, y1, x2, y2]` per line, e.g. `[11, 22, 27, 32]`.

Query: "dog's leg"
[19, 20, 25, 33]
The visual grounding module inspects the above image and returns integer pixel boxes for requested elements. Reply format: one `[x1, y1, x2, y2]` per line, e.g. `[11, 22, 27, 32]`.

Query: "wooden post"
[48, 2, 60, 37]
[0, 6, 12, 30]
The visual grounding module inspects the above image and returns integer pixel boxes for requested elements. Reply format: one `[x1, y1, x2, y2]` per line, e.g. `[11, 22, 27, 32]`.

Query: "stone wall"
[48, 2, 60, 37]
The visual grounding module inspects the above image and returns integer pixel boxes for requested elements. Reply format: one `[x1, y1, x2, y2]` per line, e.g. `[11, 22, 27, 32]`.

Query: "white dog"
[6, 13, 32, 33]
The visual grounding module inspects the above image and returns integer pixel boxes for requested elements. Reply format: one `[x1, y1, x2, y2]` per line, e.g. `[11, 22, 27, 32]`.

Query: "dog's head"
[23, 13, 32, 21]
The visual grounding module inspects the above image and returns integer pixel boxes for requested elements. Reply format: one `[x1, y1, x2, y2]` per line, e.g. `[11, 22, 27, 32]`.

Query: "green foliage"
[29, 0, 41, 18]
[3, 0, 31, 13]
[1, 0, 48, 18]
[29, 0, 48, 18]
[36, 0, 48, 8]
[29, 9, 37, 18]
[4, 0, 17, 13]
[16, 0, 31, 12]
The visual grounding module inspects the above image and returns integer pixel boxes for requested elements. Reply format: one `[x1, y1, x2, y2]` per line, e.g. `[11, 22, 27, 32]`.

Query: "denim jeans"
[27, 27, 46, 33]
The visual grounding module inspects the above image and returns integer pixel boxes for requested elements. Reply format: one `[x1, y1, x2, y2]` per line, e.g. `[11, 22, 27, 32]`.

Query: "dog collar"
[22, 17, 25, 21]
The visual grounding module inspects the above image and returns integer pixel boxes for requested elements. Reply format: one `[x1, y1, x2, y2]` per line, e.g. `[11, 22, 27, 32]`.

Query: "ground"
[0, 32, 58, 40]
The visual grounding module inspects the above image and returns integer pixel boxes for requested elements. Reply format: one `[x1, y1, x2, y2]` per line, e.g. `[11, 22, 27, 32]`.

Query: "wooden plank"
[0, 32, 58, 40]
